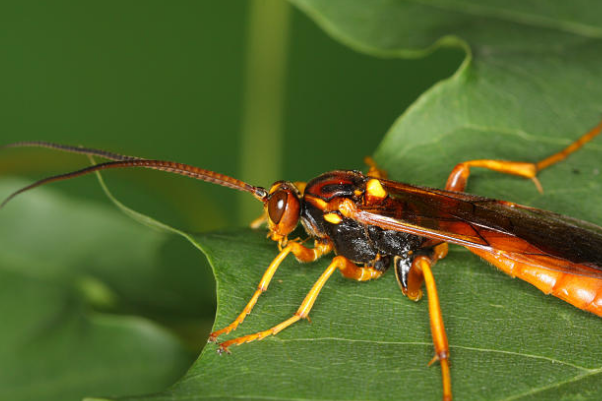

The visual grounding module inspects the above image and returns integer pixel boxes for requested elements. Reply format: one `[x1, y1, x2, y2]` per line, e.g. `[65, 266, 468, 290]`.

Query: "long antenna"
[1, 143, 268, 208]
[0, 141, 139, 161]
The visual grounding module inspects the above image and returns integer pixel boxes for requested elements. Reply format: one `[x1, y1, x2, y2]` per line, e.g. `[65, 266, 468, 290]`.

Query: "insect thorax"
[300, 170, 424, 271]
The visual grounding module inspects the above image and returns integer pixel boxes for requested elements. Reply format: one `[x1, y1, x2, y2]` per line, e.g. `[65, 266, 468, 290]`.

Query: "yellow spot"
[324, 212, 342, 225]
[366, 179, 387, 199]
[293, 181, 307, 194]
[306, 195, 328, 210]
[268, 183, 282, 194]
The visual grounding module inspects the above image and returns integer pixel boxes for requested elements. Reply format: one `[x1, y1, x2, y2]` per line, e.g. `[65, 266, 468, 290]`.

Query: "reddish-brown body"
[3, 119, 602, 401]
[331, 173, 602, 316]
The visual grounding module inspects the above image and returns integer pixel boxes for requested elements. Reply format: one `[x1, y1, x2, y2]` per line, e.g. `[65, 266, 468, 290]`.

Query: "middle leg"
[412, 255, 452, 401]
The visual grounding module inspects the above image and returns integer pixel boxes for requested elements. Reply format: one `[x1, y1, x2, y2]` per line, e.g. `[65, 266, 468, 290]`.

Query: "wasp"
[2, 120, 601, 401]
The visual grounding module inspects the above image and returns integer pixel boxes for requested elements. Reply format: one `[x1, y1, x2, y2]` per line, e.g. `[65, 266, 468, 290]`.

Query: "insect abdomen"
[472, 248, 602, 316]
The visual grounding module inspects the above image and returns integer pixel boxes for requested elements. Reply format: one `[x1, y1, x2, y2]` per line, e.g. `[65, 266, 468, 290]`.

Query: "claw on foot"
[208, 330, 226, 343]
[216, 344, 231, 355]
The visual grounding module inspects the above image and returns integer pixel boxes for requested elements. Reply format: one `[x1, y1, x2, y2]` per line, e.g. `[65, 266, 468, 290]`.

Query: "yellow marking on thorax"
[305, 195, 328, 210]
[366, 179, 387, 199]
[324, 212, 342, 225]
[293, 181, 307, 194]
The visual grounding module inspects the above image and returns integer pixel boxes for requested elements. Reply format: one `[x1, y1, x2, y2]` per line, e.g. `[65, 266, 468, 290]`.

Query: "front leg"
[208, 240, 331, 342]
[217, 255, 384, 352]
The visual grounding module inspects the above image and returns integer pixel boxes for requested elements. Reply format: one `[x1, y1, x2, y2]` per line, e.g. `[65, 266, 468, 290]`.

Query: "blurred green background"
[1, 0, 462, 228]
[0, 1, 462, 399]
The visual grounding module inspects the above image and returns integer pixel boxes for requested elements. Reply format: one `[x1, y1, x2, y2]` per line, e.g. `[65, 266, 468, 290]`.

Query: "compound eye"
[266, 183, 301, 238]
[268, 191, 288, 225]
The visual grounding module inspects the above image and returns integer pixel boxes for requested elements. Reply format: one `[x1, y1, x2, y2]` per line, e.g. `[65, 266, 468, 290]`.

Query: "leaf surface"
[109, 1, 602, 400]
[4, 1, 602, 401]
[0, 180, 194, 401]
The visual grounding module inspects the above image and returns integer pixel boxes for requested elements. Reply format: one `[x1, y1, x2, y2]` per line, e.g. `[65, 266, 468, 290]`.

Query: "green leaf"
[102, 2, 601, 401]
[147, 232, 602, 401]
[0, 180, 195, 401]
[4, 2, 602, 401]
[90, 223, 602, 401]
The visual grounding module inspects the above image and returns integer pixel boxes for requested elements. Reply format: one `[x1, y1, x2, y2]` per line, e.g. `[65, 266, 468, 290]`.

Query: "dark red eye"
[268, 191, 288, 224]
[265, 182, 301, 239]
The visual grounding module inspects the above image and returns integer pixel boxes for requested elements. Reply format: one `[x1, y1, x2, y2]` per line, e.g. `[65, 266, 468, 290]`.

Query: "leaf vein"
[280, 337, 595, 371]
[500, 368, 602, 401]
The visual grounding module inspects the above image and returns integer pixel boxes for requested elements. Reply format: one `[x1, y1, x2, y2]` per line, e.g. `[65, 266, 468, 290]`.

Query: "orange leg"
[445, 120, 602, 193]
[249, 213, 268, 229]
[339, 260, 383, 281]
[208, 240, 331, 342]
[405, 262, 425, 301]
[217, 256, 380, 352]
[396, 243, 449, 301]
[413, 255, 452, 401]
[364, 156, 388, 179]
